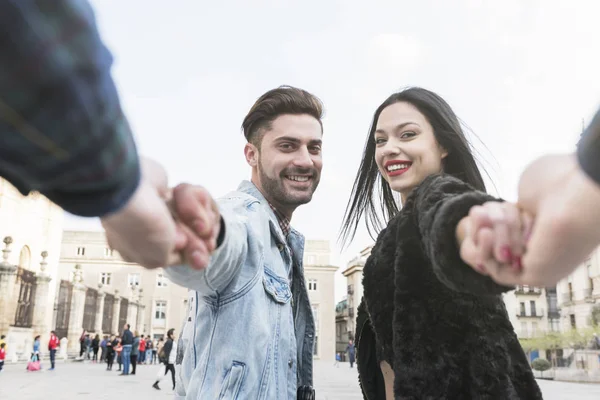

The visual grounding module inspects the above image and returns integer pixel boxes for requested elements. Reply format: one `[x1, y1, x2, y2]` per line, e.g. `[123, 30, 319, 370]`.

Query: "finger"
[177, 222, 212, 270]
[172, 183, 214, 238]
[475, 227, 495, 268]
[459, 235, 483, 273]
[468, 205, 493, 245]
[503, 203, 524, 264]
[521, 211, 534, 245]
[486, 203, 512, 263]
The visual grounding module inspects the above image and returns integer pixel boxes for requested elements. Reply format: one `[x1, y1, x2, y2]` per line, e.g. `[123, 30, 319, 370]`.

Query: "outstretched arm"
[413, 174, 514, 295]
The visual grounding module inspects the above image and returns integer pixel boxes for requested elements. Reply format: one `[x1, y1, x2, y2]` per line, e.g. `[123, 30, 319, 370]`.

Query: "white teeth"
[288, 176, 309, 182]
[387, 164, 410, 172]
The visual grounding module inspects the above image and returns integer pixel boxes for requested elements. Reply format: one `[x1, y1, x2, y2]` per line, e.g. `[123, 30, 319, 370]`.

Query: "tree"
[591, 305, 600, 327]
[531, 358, 551, 378]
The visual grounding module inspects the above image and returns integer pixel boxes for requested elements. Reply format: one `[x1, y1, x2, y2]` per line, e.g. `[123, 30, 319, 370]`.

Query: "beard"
[258, 161, 320, 208]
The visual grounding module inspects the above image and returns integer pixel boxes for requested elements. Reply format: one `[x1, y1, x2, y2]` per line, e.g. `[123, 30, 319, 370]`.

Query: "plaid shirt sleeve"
[0, 0, 140, 217]
[578, 107, 600, 186]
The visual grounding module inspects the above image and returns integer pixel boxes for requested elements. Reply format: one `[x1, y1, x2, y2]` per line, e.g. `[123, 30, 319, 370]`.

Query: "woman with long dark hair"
[340, 87, 543, 399]
[152, 328, 176, 391]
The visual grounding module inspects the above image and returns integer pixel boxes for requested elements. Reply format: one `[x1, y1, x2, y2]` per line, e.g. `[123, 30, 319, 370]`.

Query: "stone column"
[112, 291, 121, 335]
[33, 251, 52, 341]
[0, 237, 17, 335]
[136, 289, 146, 334]
[94, 283, 106, 335]
[67, 264, 87, 352]
[127, 285, 138, 331]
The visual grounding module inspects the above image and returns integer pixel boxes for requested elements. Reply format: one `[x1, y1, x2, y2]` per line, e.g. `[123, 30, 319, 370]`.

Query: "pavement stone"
[1, 359, 600, 399]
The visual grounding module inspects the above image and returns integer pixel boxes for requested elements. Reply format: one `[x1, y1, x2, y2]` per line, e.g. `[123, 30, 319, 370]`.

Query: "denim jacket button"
[288, 359, 293, 368]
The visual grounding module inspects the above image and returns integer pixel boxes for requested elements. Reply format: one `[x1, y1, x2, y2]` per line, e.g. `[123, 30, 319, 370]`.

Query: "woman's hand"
[457, 201, 533, 284]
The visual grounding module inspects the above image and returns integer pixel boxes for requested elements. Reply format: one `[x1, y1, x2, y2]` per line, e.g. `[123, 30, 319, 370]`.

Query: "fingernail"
[501, 246, 513, 262]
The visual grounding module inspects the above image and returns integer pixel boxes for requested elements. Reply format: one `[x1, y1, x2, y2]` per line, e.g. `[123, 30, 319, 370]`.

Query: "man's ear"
[244, 142, 258, 167]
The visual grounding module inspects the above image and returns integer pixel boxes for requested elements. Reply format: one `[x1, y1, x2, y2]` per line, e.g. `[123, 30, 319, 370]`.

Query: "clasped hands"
[458, 201, 533, 286]
[100, 158, 221, 270]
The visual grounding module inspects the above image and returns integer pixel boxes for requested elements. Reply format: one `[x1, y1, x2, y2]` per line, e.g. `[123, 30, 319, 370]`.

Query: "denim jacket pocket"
[218, 361, 246, 400]
[263, 268, 292, 304]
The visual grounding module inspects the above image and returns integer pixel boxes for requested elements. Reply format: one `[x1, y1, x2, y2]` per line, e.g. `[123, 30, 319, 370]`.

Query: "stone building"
[302, 240, 339, 361]
[0, 178, 64, 362]
[556, 246, 600, 331]
[55, 231, 189, 352]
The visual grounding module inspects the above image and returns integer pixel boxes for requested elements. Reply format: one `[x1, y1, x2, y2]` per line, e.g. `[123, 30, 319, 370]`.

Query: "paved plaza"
[1, 359, 600, 399]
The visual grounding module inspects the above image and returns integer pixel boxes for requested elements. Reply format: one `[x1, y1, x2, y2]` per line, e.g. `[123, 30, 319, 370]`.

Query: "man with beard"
[164, 86, 323, 400]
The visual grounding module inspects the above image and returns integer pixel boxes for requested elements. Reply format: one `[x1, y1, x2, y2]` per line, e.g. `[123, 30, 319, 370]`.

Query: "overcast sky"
[65, 0, 600, 301]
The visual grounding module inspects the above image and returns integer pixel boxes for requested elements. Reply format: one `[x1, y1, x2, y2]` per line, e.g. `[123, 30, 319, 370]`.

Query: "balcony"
[584, 287, 595, 302]
[516, 308, 544, 318]
[514, 285, 542, 295]
[561, 293, 574, 305]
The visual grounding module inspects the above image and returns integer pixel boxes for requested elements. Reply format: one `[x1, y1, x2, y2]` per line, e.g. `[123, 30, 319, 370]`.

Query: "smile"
[286, 175, 311, 182]
[384, 160, 412, 177]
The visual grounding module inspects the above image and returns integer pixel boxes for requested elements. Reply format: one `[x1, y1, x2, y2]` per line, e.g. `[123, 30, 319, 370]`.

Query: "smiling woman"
[340, 87, 542, 400]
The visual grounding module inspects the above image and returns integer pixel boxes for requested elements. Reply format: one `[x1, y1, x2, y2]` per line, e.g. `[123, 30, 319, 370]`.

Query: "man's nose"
[293, 147, 314, 168]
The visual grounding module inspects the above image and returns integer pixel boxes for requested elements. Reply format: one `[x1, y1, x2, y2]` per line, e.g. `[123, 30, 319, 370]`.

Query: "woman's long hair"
[339, 87, 487, 247]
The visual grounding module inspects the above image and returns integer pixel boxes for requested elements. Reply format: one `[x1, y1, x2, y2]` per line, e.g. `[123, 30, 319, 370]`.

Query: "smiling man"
[165, 86, 323, 400]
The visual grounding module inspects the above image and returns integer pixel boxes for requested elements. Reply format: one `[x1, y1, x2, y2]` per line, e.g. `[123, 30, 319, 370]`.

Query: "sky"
[65, 0, 600, 302]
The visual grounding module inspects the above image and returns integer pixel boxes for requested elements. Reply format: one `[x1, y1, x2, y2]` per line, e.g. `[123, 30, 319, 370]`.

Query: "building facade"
[556, 246, 600, 331]
[303, 240, 338, 361]
[335, 246, 372, 357]
[56, 231, 189, 352]
[0, 179, 64, 362]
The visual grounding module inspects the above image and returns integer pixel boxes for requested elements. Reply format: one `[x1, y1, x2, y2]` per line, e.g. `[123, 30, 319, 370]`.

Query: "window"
[306, 255, 316, 265]
[76, 247, 85, 256]
[312, 305, 319, 331]
[128, 273, 141, 287]
[99, 272, 112, 286]
[530, 301, 536, 316]
[570, 314, 576, 329]
[519, 302, 525, 316]
[154, 301, 167, 327]
[308, 279, 317, 291]
[156, 273, 169, 287]
[104, 247, 114, 257]
[531, 322, 538, 337]
[520, 322, 528, 337]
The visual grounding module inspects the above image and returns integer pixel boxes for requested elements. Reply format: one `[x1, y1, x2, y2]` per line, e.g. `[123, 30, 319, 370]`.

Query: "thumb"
[140, 157, 169, 198]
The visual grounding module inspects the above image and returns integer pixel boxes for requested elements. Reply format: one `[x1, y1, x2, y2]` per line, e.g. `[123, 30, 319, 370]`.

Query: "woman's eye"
[375, 138, 386, 144]
[400, 131, 416, 139]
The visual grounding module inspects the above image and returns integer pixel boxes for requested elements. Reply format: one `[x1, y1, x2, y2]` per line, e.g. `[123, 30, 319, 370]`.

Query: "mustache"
[281, 167, 318, 176]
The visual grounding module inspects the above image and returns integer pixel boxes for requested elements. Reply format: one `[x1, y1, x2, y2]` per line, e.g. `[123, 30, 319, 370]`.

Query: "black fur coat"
[356, 174, 543, 400]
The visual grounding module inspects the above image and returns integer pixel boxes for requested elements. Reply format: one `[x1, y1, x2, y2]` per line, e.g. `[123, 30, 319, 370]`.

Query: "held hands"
[461, 154, 600, 287]
[458, 201, 533, 286]
[101, 158, 221, 270]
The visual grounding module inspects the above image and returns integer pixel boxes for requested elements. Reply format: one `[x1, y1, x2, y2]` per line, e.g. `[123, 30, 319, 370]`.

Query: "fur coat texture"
[356, 174, 543, 400]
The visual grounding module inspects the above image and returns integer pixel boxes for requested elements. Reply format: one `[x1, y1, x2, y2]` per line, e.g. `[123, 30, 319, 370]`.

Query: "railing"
[515, 285, 542, 295]
[516, 308, 544, 318]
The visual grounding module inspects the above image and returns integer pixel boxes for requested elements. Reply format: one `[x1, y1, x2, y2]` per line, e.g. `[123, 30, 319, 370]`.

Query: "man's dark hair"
[0, 343, 5, 348]
[1, 335, 5, 339]
[241, 85, 324, 148]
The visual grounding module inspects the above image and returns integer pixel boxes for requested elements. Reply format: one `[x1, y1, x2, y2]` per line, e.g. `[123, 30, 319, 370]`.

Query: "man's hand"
[100, 158, 221, 270]
[169, 183, 221, 269]
[516, 153, 600, 286]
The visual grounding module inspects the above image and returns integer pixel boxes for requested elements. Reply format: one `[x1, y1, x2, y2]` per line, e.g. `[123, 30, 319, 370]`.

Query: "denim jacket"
[165, 181, 315, 400]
